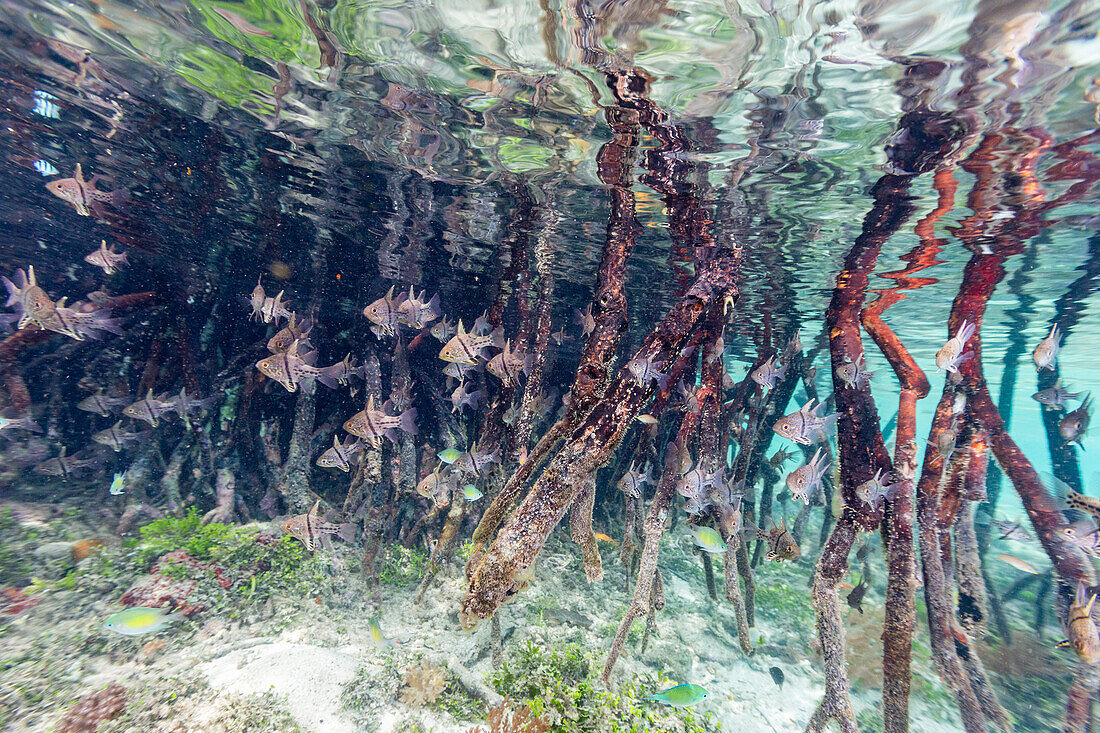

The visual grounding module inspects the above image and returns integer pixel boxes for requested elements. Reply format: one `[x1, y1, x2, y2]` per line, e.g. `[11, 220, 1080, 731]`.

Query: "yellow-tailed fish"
[368, 617, 400, 647]
[437, 448, 463, 464]
[103, 606, 181, 636]
[109, 471, 125, 496]
[997, 553, 1038, 574]
[462, 485, 483, 502]
[643, 683, 708, 707]
[689, 524, 727, 554]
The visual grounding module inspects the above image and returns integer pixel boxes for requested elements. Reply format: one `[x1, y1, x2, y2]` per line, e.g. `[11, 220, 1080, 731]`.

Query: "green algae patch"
[379, 544, 429, 588]
[489, 640, 719, 733]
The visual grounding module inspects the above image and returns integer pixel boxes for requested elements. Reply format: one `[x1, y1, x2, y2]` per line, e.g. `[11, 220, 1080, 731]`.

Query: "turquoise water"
[0, 0, 1099, 731]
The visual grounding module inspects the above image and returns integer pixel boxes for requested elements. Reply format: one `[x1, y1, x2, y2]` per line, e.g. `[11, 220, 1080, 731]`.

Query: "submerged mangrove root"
[602, 417, 696, 685]
[462, 248, 742, 628]
[569, 479, 603, 582]
[723, 537, 753, 655]
[201, 468, 237, 525]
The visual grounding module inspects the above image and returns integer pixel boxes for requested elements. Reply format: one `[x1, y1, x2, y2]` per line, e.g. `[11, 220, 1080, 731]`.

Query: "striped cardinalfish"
[281, 501, 355, 551]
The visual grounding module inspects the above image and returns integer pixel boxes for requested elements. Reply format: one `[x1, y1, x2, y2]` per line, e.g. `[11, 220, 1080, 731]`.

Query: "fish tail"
[337, 522, 357, 544]
[490, 326, 505, 349]
[657, 372, 671, 392]
[313, 364, 341, 390]
[399, 407, 418, 435]
[1, 276, 21, 308]
[957, 319, 976, 344]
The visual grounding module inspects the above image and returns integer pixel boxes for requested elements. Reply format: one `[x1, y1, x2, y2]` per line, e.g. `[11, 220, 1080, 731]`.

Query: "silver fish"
[992, 519, 1032, 542]
[3, 266, 56, 330]
[91, 421, 146, 451]
[626, 352, 670, 391]
[416, 467, 453, 506]
[316, 434, 365, 472]
[84, 240, 128, 275]
[267, 312, 313, 353]
[486, 340, 530, 386]
[395, 287, 441, 329]
[43, 299, 123, 341]
[836, 355, 874, 390]
[77, 392, 130, 417]
[451, 381, 482, 414]
[171, 387, 215, 420]
[675, 466, 725, 502]
[362, 286, 404, 337]
[935, 320, 976, 373]
[471, 311, 493, 336]
[453, 443, 499, 477]
[255, 339, 342, 393]
[430, 315, 456, 342]
[1062, 520, 1100, 557]
[122, 390, 177, 427]
[1060, 396, 1092, 447]
[1033, 324, 1061, 371]
[33, 447, 102, 479]
[282, 501, 355, 551]
[45, 164, 125, 217]
[443, 361, 482, 380]
[617, 462, 652, 500]
[574, 304, 595, 337]
[258, 290, 293, 324]
[439, 320, 504, 365]
[1032, 380, 1083, 409]
[751, 355, 788, 389]
[855, 468, 905, 510]
[786, 447, 830, 505]
[343, 395, 417, 447]
[773, 398, 838, 445]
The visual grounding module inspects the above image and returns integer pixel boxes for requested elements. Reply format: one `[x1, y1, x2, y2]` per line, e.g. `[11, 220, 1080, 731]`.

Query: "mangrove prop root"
[810, 106, 963, 733]
[603, 408, 702, 685]
[490, 614, 503, 669]
[702, 552, 717, 601]
[462, 249, 742, 628]
[201, 468, 237, 525]
[417, 499, 467, 604]
[723, 537, 754, 655]
[953, 502, 988, 634]
[805, 521, 858, 733]
[569, 479, 603, 582]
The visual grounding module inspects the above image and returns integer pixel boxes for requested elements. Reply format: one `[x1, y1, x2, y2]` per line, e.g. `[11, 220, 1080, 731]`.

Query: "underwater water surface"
[0, 0, 1100, 731]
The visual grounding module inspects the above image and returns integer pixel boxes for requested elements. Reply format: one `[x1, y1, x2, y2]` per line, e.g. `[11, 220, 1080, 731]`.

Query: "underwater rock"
[57, 682, 126, 733]
[120, 549, 229, 616]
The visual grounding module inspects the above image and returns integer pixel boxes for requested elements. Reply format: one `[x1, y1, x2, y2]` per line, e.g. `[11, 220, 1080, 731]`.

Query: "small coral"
[466, 698, 550, 733]
[0, 587, 40, 615]
[70, 538, 105, 562]
[57, 683, 126, 733]
[400, 661, 446, 707]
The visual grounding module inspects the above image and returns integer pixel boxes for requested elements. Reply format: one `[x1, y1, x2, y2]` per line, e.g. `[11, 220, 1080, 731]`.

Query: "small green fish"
[103, 606, 181, 636]
[368, 617, 400, 647]
[689, 524, 726, 553]
[462, 484, 483, 502]
[643, 683, 709, 708]
[109, 472, 125, 496]
[437, 448, 463, 464]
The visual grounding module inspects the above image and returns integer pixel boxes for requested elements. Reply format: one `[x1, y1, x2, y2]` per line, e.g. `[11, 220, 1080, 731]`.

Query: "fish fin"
[337, 523, 357, 544]
[957, 319, 976, 344]
[399, 408, 418, 435]
[313, 364, 341, 390]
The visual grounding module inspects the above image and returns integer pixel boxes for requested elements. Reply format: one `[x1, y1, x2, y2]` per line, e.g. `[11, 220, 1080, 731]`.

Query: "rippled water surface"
[0, 0, 1099, 731]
